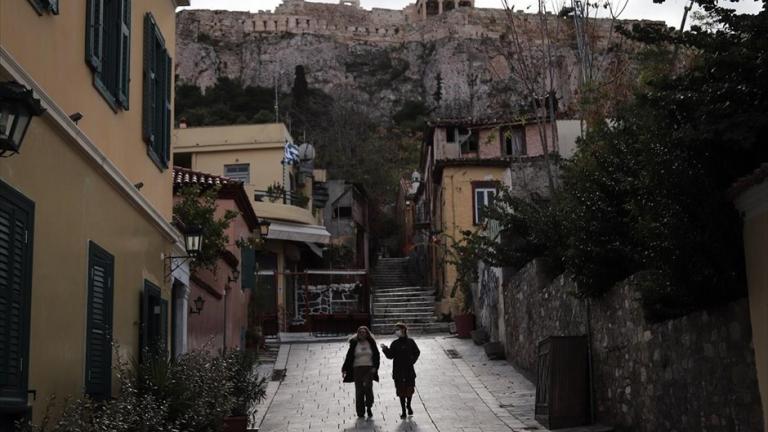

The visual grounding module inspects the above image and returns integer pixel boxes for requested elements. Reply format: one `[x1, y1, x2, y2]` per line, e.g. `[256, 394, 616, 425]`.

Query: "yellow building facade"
[0, 0, 186, 425]
[173, 123, 330, 333]
[733, 170, 768, 431]
[434, 163, 507, 314]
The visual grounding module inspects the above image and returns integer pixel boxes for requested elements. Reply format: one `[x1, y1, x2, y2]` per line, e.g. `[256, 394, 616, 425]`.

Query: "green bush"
[17, 349, 268, 432]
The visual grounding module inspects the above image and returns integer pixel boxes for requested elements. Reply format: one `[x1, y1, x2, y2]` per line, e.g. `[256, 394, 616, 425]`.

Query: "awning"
[305, 242, 324, 257]
[266, 221, 331, 244]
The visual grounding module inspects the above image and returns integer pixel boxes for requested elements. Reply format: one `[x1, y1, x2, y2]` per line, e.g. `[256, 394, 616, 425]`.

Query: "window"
[446, 127, 456, 143]
[28, 0, 59, 15]
[333, 206, 353, 219]
[86, 0, 131, 110]
[85, 242, 114, 401]
[502, 127, 526, 157]
[173, 152, 192, 169]
[143, 13, 172, 170]
[460, 129, 478, 154]
[0, 180, 34, 412]
[140, 281, 167, 362]
[224, 164, 251, 183]
[474, 187, 496, 225]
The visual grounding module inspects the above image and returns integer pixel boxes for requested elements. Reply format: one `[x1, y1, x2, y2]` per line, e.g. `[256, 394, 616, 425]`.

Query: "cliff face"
[175, 2, 647, 121]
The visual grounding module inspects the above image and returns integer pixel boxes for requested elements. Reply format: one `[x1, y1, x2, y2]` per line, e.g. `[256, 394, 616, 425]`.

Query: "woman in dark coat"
[380, 322, 421, 419]
[342, 326, 380, 418]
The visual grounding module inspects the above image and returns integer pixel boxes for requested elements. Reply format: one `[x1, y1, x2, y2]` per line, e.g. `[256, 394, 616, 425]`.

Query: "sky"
[179, 0, 763, 28]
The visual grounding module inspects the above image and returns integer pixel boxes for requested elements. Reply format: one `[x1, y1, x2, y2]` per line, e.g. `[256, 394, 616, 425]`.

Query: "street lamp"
[258, 220, 271, 239]
[0, 81, 46, 157]
[189, 295, 205, 315]
[183, 225, 203, 257]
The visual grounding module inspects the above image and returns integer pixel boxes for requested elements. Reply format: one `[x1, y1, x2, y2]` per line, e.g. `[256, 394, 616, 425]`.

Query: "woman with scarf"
[380, 322, 421, 419]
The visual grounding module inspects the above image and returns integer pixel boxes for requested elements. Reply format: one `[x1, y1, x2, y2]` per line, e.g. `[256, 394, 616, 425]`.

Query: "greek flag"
[283, 142, 300, 165]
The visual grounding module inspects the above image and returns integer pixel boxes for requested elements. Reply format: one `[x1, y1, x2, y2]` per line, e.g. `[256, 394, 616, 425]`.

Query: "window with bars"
[143, 13, 172, 170]
[224, 164, 251, 183]
[86, 0, 131, 110]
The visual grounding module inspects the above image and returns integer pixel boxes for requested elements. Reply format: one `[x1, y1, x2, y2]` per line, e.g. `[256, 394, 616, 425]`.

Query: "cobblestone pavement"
[257, 335, 550, 432]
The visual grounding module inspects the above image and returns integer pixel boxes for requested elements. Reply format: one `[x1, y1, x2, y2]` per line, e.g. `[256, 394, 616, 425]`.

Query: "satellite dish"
[298, 143, 316, 161]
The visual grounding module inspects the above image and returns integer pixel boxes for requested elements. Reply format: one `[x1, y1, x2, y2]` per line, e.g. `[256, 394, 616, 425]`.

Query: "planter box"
[453, 314, 474, 338]
[223, 415, 248, 432]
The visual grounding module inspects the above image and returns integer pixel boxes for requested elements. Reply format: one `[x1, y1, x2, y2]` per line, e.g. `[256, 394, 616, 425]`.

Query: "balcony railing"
[254, 189, 309, 209]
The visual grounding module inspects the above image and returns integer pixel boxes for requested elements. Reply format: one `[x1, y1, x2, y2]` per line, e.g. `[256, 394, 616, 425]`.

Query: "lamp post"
[0, 81, 46, 157]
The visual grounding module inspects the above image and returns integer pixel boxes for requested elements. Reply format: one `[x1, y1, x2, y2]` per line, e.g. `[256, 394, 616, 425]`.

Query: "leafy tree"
[173, 185, 239, 271]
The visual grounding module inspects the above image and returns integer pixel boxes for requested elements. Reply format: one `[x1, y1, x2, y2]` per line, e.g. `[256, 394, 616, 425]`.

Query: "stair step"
[373, 301, 434, 307]
[374, 286, 430, 292]
[372, 317, 438, 325]
[372, 322, 450, 334]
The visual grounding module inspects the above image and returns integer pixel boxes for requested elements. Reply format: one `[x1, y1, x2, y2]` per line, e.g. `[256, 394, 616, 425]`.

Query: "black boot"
[367, 406, 373, 418]
[399, 397, 407, 419]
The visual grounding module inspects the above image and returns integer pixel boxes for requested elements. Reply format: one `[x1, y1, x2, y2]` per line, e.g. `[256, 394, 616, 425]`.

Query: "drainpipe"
[223, 286, 229, 351]
[586, 297, 595, 424]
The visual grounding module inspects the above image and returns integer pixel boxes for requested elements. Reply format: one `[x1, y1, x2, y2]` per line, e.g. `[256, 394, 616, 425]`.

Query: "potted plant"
[224, 350, 268, 432]
[448, 230, 482, 338]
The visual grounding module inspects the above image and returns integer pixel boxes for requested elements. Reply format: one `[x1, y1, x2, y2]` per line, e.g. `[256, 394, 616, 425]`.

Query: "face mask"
[394, 330, 402, 337]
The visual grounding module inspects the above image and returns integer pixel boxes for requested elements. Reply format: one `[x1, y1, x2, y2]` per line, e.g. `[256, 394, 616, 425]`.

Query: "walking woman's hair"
[356, 325, 377, 344]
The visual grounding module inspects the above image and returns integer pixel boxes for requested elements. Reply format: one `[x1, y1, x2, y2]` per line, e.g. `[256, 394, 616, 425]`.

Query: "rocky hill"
[175, 0, 658, 122]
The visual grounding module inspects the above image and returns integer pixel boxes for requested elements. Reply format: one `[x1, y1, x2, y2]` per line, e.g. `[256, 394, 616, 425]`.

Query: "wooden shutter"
[0, 182, 34, 405]
[142, 13, 156, 146]
[140, 281, 162, 362]
[84, 242, 114, 401]
[85, 0, 104, 72]
[241, 247, 255, 290]
[160, 299, 169, 358]
[162, 51, 172, 164]
[117, 0, 131, 109]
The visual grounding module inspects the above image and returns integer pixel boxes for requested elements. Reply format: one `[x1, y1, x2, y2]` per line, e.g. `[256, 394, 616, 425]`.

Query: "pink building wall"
[177, 198, 253, 354]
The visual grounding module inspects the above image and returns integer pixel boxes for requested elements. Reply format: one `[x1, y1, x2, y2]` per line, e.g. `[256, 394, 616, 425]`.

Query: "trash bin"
[534, 335, 590, 429]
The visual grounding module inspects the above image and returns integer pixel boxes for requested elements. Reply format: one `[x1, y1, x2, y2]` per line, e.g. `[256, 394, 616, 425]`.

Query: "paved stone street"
[257, 335, 550, 432]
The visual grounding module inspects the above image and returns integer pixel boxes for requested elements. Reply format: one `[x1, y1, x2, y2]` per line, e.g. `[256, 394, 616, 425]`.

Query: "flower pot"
[223, 415, 248, 432]
[453, 313, 474, 338]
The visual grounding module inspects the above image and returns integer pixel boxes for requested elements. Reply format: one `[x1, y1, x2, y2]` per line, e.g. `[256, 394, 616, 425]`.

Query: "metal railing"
[254, 190, 309, 209]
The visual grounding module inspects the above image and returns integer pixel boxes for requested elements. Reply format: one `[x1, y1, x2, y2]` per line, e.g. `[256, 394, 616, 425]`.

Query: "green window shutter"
[142, 13, 156, 146]
[162, 51, 172, 164]
[117, 0, 131, 109]
[160, 299, 169, 358]
[84, 242, 114, 401]
[85, 0, 104, 72]
[0, 182, 34, 405]
[241, 246, 255, 290]
[140, 281, 162, 363]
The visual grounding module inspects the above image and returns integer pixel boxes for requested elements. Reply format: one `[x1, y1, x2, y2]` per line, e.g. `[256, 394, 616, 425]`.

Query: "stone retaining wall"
[499, 259, 763, 431]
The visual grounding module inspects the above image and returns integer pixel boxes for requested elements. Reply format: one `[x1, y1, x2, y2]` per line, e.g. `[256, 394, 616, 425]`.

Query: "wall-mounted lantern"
[189, 295, 205, 315]
[183, 226, 203, 257]
[0, 81, 46, 157]
[258, 220, 271, 239]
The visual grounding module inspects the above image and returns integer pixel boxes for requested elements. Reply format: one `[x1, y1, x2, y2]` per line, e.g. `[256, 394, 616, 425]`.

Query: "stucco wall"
[0, 0, 177, 219]
[502, 260, 763, 431]
[183, 198, 251, 353]
[436, 165, 505, 313]
[743, 209, 768, 431]
[0, 111, 173, 422]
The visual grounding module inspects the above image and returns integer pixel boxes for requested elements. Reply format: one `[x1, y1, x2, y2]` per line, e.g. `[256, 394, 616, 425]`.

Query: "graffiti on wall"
[476, 262, 501, 341]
